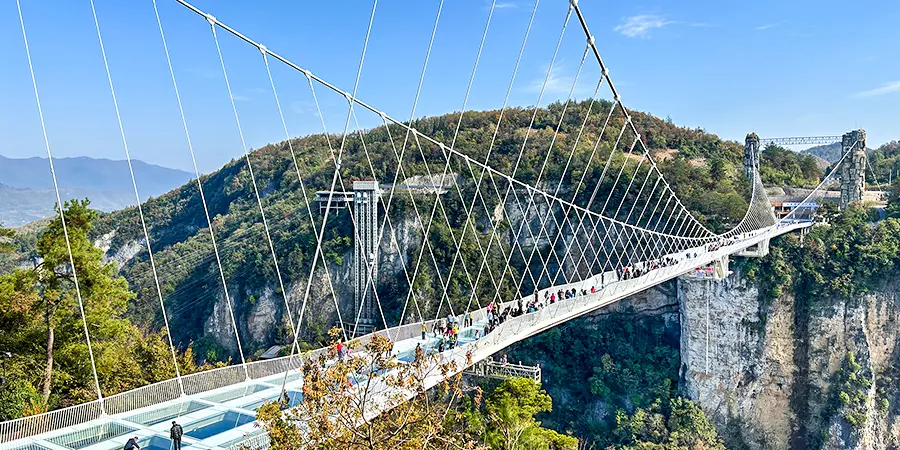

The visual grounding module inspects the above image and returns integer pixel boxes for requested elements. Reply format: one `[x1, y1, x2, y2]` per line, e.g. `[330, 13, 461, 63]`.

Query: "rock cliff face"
[678, 265, 900, 450]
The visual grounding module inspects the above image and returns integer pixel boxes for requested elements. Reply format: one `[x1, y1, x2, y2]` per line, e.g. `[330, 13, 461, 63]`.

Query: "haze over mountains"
[0, 155, 192, 226]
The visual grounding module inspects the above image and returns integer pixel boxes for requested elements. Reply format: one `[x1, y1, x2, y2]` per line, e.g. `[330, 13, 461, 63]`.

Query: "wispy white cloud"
[527, 61, 593, 97]
[852, 81, 900, 99]
[232, 94, 250, 102]
[290, 101, 319, 117]
[614, 14, 715, 38]
[614, 15, 673, 38]
[495, 2, 516, 9]
[755, 22, 783, 30]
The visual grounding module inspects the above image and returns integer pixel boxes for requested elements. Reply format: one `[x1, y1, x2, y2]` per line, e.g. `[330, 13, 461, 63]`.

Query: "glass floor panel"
[6, 444, 53, 450]
[201, 384, 270, 404]
[46, 422, 136, 449]
[183, 411, 255, 440]
[218, 428, 267, 449]
[133, 435, 198, 450]
[240, 391, 303, 411]
[125, 400, 212, 426]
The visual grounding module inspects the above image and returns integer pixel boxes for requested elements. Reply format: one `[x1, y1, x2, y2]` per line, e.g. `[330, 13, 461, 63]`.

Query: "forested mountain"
[72, 99, 754, 361]
[802, 142, 843, 162]
[0, 155, 192, 226]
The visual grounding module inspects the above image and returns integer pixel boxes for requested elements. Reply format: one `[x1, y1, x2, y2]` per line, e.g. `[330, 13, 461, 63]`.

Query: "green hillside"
[13, 100, 756, 361]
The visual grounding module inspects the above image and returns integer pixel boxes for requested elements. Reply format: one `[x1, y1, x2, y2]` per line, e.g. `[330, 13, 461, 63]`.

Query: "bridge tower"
[840, 129, 867, 210]
[353, 180, 380, 330]
[743, 133, 761, 180]
[737, 132, 770, 258]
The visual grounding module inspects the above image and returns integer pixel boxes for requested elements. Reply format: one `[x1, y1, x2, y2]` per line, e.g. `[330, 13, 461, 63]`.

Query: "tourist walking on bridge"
[170, 421, 183, 450]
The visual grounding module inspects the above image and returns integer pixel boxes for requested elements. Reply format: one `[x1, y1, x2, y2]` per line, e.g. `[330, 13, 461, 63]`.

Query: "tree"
[256, 329, 484, 450]
[0, 224, 13, 254]
[0, 199, 191, 418]
[485, 377, 577, 450]
[613, 397, 724, 449]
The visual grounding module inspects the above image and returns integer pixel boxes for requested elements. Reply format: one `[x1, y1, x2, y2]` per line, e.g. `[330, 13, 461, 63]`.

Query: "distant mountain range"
[800, 143, 842, 163]
[0, 155, 193, 226]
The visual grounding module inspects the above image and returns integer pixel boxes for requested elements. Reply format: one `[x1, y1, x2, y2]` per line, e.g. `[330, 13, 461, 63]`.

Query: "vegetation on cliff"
[62, 100, 755, 360]
[0, 201, 221, 420]
[504, 314, 723, 448]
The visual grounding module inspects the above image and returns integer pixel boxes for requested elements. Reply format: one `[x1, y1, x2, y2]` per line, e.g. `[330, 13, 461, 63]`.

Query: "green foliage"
[69, 100, 762, 356]
[834, 352, 871, 430]
[0, 200, 203, 420]
[613, 397, 725, 449]
[506, 314, 679, 446]
[759, 144, 823, 186]
[483, 377, 577, 450]
[867, 141, 900, 187]
[0, 224, 13, 254]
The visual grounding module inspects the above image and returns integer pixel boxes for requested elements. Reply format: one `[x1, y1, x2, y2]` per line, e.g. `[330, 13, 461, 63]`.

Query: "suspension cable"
[16, 0, 104, 411]
[89, 0, 184, 395]
[152, 0, 249, 379]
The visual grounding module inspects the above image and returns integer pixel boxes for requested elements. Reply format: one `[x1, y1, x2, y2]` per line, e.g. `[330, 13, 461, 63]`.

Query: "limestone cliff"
[679, 265, 900, 450]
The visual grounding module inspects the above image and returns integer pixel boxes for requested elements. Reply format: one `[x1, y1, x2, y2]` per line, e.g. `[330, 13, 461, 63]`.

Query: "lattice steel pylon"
[353, 180, 380, 330]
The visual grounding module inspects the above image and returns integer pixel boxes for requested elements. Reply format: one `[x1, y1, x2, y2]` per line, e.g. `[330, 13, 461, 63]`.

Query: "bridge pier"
[683, 255, 733, 280]
[840, 129, 867, 210]
[735, 238, 769, 258]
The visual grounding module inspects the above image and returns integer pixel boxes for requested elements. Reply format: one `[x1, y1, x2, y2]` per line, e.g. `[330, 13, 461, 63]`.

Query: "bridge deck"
[0, 221, 810, 450]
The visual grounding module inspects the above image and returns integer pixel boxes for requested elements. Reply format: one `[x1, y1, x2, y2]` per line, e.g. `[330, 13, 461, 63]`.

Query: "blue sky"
[1, 0, 897, 175]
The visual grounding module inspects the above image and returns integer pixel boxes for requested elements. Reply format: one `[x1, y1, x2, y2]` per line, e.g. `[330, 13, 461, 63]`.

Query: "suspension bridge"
[0, 0, 871, 449]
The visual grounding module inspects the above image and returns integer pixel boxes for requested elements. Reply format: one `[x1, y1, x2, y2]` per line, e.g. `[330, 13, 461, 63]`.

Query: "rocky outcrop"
[679, 267, 796, 450]
[679, 264, 900, 450]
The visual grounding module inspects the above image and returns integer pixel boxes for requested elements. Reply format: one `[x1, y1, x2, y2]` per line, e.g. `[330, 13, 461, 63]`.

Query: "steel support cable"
[486, 6, 574, 301]
[570, 3, 716, 240]
[518, 46, 597, 287]
[624, 160, 657, 225]
[585, 120, 630, 212]
[437, 0, 541, 321]
[259, 54, 342, 395]
[151, 0, 248, 379]
[438, 24, 545, 322]
[16, 0, 105, 411]
[303, 0, 380, 343]
[330, 0, 380, 341]
[551, 100, 620, 283]
[480, 162, 542, 294]
[412, 0, 500, 323]
[649, 195, 673, 232]
[512, 42, 592, 295]
[207, 21, 275, 375]
[89, 0, 184, 395]
[600, 136, 641, 218]
[405, 130, 487, 322]
[346, 111, 407, 338]
[613, 152, 647, 220]
[379, 0, 444, 332]
[543, 82, 607, 284]
[780, 140, 857, 224]
[615, 155, 654, 265]
[379, 118, 442, 329]
[294, 76, 355, 351]
[594, 136, 641, 272]
[172, 3, 717, 247]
